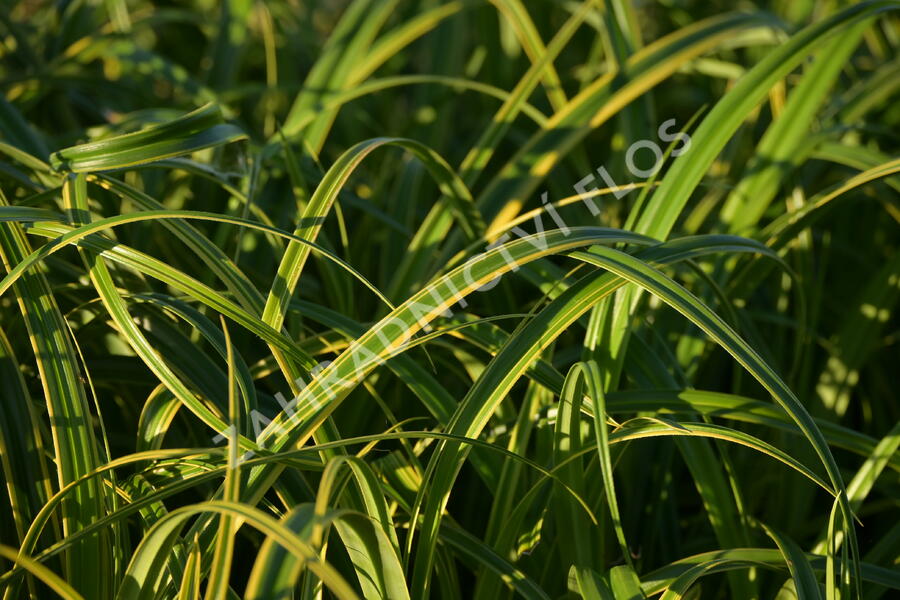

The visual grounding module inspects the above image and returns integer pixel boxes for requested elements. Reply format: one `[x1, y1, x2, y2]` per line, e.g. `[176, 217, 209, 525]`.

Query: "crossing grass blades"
[0, 0, 899, 598]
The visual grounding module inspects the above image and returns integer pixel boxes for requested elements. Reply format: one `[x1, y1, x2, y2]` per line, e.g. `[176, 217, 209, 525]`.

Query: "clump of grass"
[0, 1, 898, 598]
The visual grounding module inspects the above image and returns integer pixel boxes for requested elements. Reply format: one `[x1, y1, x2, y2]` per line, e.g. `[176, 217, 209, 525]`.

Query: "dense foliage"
[0, 0, 898, 598]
